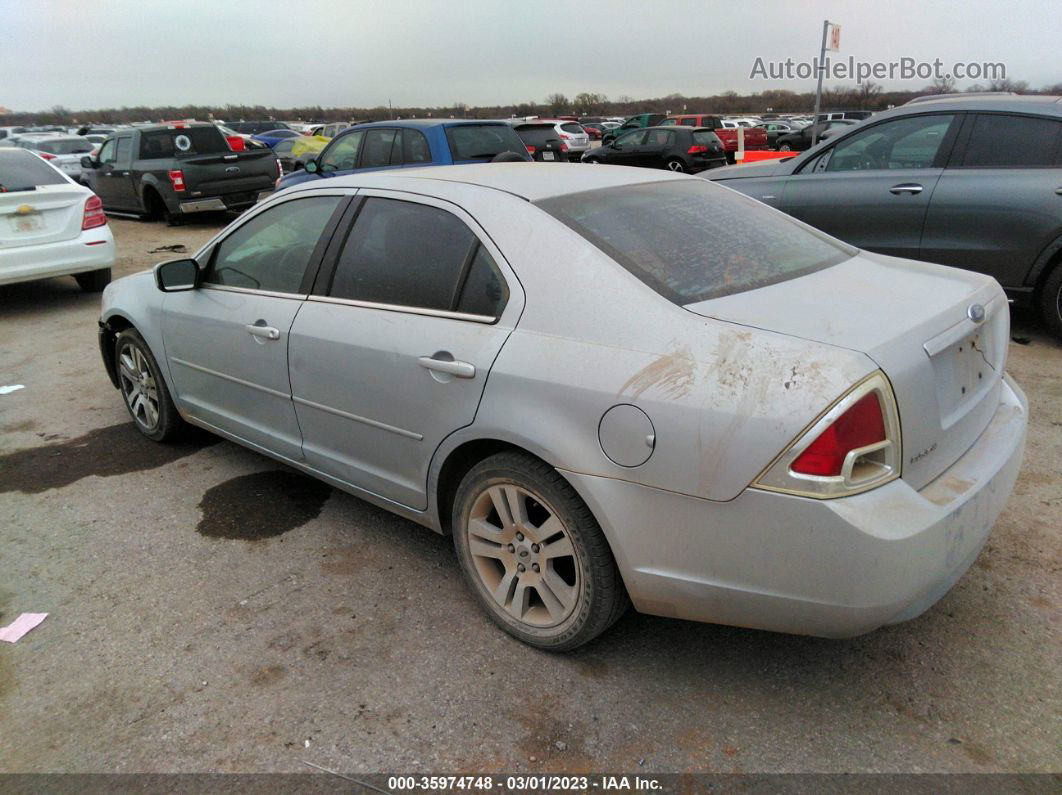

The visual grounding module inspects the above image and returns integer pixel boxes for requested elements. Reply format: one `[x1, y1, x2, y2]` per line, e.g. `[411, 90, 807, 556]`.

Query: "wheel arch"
[1027, 233, 1062, 297]
[98, 313, 136, 388]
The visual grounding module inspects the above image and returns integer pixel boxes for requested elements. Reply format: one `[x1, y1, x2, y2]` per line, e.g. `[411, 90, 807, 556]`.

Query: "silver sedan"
[98, 164, 1028, 650]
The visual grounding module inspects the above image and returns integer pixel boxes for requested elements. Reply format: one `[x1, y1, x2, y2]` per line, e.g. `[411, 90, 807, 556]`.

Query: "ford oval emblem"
[967, 303, 986, 324]
[225, 166, 240, 174]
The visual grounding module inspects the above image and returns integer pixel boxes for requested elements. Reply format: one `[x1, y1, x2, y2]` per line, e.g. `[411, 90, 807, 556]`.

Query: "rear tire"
[74, 267, 111, 292]
[143, 189, 180, 225]
[778, 143, 793, 152]
[114, 329, 183, 442]
[451, 451, 629, 651]
[665, 158, 686, 172]
[1039, 261, 1062, 340]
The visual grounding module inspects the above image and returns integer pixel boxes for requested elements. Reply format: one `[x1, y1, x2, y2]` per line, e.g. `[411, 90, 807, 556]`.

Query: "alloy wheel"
[464, 483, 581, 628]
[666, 160, 685, 172]
[118, 343, 160, 431]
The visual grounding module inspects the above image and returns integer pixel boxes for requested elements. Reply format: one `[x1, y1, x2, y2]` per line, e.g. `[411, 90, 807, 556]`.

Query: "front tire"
[452, 452, 628, 651]
[115, 329, 183, 441]
[1040, 261, 1062, 340]
[75, 267, 111, 292]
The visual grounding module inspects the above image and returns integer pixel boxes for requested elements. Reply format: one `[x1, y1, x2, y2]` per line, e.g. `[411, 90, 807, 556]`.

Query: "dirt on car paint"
[195, 470, 332, 540]
[0, 423, 219, 495]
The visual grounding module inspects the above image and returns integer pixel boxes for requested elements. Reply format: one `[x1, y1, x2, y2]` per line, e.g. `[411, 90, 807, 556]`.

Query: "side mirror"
[80, 156, 96, 169]
[154, 258, 199, 292]
[303, 159, 319, 174]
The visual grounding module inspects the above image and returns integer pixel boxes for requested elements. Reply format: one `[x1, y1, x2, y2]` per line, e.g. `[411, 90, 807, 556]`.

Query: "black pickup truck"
[80, 124, 279, 222]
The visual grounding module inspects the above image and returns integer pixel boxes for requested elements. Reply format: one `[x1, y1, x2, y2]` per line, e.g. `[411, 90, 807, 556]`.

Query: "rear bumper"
[563, 374, 1027, 638]
[0, 229, 115, 286]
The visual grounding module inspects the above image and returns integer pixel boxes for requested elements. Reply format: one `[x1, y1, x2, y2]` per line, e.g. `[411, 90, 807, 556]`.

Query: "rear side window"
[203, 196, 342, 293]
[360, 128, 397, 168]
[537, 180, 852, 304]
[445, 124, 528, 162]
[680, 118, 697, 126]
[455, 246, 509, 317]
[692, 130, 721, 147]
[139, 127, 229, 158]
[115, 137, 132, 162]
[561, 123, 583, 134]
[329, 198, 503, 315]
[403, 129, 431, 164]
[0, 151, 67, 190]
[961, 114, 1062, 167]
[645, 129, 673, 146]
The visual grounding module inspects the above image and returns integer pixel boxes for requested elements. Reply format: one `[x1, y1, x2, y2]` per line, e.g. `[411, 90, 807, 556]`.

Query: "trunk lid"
[174, 149, 278, 196]
[685, 252, 1009, 490]
[0, 184, 88, 248]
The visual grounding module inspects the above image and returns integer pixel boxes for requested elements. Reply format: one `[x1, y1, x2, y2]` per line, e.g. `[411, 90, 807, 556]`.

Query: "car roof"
[886, 94, 1061, 116]
[346, 118, 512, 131]
[315, 162, 686, 201]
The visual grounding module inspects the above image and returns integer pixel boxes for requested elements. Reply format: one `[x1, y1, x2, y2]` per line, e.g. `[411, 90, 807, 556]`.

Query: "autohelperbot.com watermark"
[749, 56, 1006, 84]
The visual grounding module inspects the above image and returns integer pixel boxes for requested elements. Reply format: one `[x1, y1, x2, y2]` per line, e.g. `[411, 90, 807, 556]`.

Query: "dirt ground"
[0, 215, 1059, 775]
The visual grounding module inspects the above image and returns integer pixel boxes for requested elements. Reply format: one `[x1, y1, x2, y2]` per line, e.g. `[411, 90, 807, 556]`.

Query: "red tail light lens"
[82, 195, 106, 230]
[559, 142, 568, 152]
[791, 393, 887, 476]
[687, 145, 709, 155]
[38, 151, 57, 160]
[525, 145, 537, 154]
[168, 170, 186, 192]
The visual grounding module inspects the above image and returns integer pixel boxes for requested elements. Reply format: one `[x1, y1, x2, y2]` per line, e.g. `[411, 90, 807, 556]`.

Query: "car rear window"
[536, 180, 853, 304]
[514, 124, 561, 148]
[692, 131, 721, 147]
[445, 124, 529, 162]
[36, 139, 94, 155]
[0, 151, 67, 191]
[139, 127, 230, 158]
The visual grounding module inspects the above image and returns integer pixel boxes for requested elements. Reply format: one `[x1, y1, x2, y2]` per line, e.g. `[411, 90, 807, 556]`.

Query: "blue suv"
[276, 119, 532, 190]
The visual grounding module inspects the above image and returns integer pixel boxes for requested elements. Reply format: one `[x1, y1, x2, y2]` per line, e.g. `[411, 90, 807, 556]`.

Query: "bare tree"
[545, 93, 569, 115]
[987, 78, 1029, 93]
[928, 76, 956, 94]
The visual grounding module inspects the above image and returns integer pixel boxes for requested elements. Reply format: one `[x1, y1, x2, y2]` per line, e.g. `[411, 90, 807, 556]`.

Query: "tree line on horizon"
[4, 78, 1059, 126]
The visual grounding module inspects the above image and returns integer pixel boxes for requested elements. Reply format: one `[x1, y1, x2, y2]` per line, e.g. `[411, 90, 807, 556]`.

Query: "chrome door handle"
[890, 183, 923, 195]
[418, 356, 475, 378]
[245, 323, 280, 340]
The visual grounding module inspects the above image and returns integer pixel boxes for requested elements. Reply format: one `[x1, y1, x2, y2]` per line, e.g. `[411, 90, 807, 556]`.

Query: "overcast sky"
[2, 0, 1058, 111]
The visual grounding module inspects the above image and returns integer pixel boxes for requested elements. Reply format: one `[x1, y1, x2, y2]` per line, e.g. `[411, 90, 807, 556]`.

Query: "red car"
[580, 123, 605, 140]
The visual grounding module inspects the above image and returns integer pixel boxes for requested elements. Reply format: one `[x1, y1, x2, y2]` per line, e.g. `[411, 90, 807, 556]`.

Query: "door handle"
[418, 356, 475, 378]
[889, 183, 924, 195]
[245, 323, 280, 340]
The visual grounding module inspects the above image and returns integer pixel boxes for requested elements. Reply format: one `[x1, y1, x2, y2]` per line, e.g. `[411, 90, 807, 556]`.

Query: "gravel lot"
[0, 215, 1059, 775]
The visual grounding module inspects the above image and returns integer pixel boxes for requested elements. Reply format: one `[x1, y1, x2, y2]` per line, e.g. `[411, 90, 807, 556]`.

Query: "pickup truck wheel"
[143, 189, 180, 225]
[74, 268, 111, 293]
[1039, 261, 1062, 340]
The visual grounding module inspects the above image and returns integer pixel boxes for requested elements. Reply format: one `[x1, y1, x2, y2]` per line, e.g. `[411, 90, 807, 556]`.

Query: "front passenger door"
[608, 130, 647, 167]
[161, 194, 348, 459]
[782, 113, 959, 258]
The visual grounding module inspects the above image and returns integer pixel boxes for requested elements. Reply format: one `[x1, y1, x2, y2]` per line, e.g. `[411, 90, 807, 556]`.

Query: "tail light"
[753, 371, 901, 498]
[168, 170, 186, 192]
[525, 145, 537, 154]
[82, 195, 106, 230]
[687, 145, 709, 155]
[37, 151, 56, 160]
[559, 142, 569, 152]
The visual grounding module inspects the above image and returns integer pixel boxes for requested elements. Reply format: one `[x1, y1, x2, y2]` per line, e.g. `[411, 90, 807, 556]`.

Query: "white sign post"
[811, 21, 840, 147]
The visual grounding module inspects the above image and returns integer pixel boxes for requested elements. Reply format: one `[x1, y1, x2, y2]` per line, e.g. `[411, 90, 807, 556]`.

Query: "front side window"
[203, 196, 342, 293]
[537, 180, 852, 304]
[329, 198, 503, 315]
[659, 119, 677, 126]
[961, 114, 1062, 167]
[824, 114, 955, 172]
[360, 128, 398, 168]
[615, 130, 646, 146]
[98, 139, 116, 164]
[320, 130, 364, 172]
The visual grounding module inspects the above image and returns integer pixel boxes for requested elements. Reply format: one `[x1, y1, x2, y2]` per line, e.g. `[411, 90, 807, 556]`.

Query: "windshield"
[536, 180, 853, 304]
[445, 124, 529, 162]
[0, 151, 67, 191]
[37, 138, 94, 155]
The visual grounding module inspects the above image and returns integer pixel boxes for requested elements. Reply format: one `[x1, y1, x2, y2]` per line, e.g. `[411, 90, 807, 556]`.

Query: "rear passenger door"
[287, 192, 523, 510]
[920, 112, 1062, 288]
[638, 128, 674, 167]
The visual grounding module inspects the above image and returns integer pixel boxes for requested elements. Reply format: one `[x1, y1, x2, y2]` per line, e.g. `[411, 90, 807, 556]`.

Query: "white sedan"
[0, 149, 115, 290]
